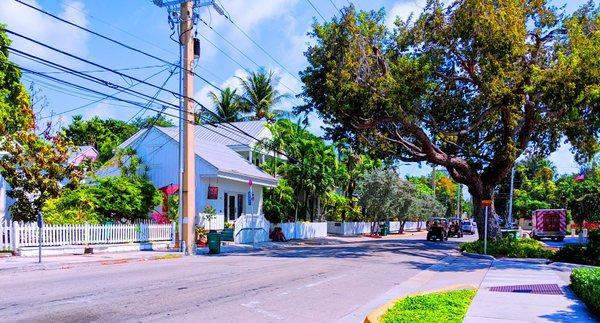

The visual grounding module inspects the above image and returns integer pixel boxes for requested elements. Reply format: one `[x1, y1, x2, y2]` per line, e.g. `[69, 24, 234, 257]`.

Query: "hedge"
[459, 237, 554, 258]
[570, 268, 600, 317]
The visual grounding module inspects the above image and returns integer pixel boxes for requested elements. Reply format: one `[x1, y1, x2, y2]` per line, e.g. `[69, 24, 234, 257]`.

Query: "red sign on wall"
[207, 186, 219, 199]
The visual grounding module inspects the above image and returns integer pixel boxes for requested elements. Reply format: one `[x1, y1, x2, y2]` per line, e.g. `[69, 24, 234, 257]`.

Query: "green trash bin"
[501, 229, 518, 239]
[380, 223, 389, 236]
[207, 230, 221, 254]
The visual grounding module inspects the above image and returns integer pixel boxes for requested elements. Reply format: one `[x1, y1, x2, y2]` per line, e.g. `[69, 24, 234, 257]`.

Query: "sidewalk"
[464, 258, 597, 322]
[0, 250, 181, 273]
[339, 253, 493, 322]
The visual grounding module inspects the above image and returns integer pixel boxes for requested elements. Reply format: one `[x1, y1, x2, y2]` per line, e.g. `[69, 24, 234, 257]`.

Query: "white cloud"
[0, 0, 90, 68]
[195, 68, 248, 110]
[385, 0, 426, 29]
[197, 0, 299, 61]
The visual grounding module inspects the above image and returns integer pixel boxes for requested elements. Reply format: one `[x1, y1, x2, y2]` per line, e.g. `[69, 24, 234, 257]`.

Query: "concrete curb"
[461, 251, 495, 261]
[363, 284, 478, 323]
[547, 261, 599, 270]
[0, 253, 183, 273]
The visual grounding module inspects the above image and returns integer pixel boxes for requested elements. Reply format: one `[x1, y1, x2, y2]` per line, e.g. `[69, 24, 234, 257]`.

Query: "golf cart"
[447, 218, 463, 238]
[426, 217, 448, 241]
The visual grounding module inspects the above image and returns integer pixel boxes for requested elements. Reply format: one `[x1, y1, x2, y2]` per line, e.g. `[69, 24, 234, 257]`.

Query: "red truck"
[531, 209, 567, 241]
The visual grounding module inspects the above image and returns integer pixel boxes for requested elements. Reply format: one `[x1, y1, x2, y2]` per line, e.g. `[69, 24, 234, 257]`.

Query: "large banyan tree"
[298, 0, 600, 239]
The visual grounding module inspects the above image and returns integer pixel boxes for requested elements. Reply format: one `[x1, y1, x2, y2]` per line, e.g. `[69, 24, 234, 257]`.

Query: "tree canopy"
[299, 1, 600, 238]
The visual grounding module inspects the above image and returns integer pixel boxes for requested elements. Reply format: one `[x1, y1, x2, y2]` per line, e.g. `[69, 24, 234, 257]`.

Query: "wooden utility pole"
[180, 1, 195, 254]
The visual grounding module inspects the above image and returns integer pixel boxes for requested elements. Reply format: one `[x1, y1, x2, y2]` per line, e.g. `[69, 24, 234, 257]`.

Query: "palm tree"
[237, 69, 291, 120]
[205, 87, 246, 123]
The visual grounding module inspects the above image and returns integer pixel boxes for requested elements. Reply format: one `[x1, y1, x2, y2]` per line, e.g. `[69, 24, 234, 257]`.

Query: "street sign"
[247, 190, 254, 206]
[481, 199, 493, 207]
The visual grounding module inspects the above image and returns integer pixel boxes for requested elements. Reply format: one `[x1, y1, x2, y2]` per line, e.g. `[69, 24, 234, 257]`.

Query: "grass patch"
[571, 268, 600, 318]
[380, 289, 476, 323]
[459, 237, 554, 258]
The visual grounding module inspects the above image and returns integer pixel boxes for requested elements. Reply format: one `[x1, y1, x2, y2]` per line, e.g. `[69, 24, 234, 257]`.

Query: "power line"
[329, 0, 340, 12]
[3, 6, 297, 163]
[29, 67, 171, 120]
[305, 0, 327, 22]
[32, 64, 167, 75]
[8, 46, 186, 116]
[217, 5, 302, 84]
[5, 29, 288, 158]
[197, 17, 299, 95]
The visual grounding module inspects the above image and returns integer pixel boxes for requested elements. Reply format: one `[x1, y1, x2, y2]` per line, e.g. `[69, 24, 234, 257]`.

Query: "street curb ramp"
[363, 284, 477, 323]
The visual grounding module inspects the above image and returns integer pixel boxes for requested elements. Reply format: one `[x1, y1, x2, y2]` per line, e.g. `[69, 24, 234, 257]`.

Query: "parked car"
[461, 220, 477, 234]
[531, 209, 566, 241]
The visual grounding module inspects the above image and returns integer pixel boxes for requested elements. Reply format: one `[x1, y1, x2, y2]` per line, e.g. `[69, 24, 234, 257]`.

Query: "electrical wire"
[305, 0, 327, 22]
[4, 7, 300, 163]
[329, 0, 340, 12]
[215, 3, 303, 84]
[8, 46, 187, 117]
[5, 30, 290, 160]
[197, 17, 299, 95]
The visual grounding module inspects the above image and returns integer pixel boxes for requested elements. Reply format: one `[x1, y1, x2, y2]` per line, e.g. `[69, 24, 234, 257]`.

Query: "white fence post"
[84, 222, 90, 244]
[11, 221, 20, 251]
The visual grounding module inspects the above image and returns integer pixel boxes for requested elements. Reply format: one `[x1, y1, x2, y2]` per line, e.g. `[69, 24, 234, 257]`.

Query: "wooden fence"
[1, 221, 173, 250]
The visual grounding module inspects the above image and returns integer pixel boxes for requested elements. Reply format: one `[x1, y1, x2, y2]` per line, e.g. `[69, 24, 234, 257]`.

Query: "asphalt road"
[0, 234, 475, 323]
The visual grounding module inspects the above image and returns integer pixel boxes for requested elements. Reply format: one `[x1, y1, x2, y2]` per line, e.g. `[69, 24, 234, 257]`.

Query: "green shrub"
[459, 237, 554, 258]
[381, 289, 476, 323]
[552, 230, 600, 266]
[571, 268, 600, 317]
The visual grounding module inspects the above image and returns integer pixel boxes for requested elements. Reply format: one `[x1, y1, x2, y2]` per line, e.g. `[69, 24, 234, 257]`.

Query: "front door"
[228, 195, 236, 221]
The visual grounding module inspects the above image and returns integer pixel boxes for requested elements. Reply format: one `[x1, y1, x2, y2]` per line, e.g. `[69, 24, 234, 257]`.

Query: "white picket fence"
[327, 221, 423, 236]
[1, 220, 11, 251]
[1, 221, 173, 250]
[273, 222, 328, 240]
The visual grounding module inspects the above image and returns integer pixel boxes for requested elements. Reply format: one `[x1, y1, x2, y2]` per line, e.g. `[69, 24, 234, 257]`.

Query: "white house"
[115, 121, 278, 229]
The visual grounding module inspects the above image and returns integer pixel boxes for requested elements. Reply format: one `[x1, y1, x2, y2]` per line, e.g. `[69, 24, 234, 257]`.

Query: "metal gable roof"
[154, 127, 277, 186]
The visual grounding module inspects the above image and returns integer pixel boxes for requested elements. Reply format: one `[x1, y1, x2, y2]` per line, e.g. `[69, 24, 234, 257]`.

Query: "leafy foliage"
[63, 115, 138, 163]
[0, 29, 83, 222]
[408, 171, 471, 218]
[570, 267, 600, 317]
[381, 289, 476, 323]
[42, 174, 162, 224]
[237, 69, 290, 120]
[129, 114, 175, 129]
[261, 119, 344, 221]
[205, 87, 247, 123]
[459, 237, 554, 258]
[356, 168, 445, 224]
[299, 1, 600, 239]
[1, 129, 85, 222]
[0, 24, 33, 135]
[263, 179, 295, 223]
[551, 230, 600, 266]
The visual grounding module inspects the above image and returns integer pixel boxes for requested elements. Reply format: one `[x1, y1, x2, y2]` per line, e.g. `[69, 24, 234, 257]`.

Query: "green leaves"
[42, 175, 162, 224]
[63, 115, 139, 163]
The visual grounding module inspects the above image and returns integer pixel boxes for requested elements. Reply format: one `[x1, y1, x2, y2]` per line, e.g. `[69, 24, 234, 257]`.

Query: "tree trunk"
[471, 186, 502, 240]
[399, 220, 406, 234]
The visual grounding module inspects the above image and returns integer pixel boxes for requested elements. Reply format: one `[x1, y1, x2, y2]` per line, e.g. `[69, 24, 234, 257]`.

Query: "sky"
[0, 0, 588, 179]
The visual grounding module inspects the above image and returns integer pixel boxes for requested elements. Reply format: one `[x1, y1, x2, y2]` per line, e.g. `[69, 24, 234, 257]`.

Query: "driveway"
[0, 234, 476, 322]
